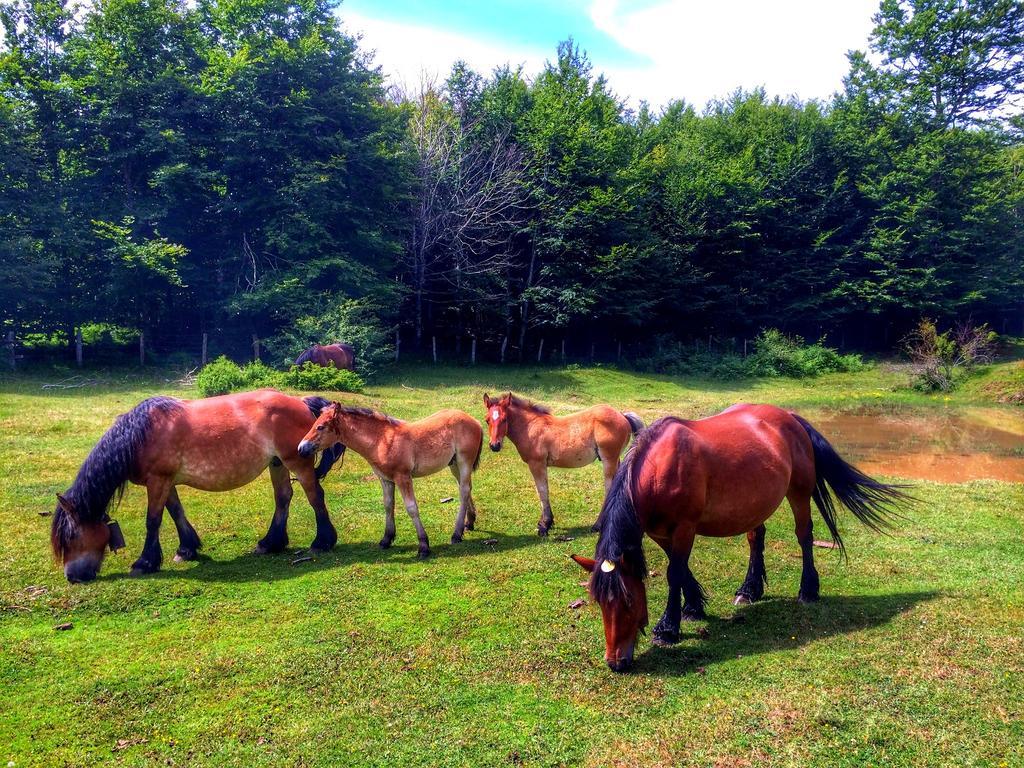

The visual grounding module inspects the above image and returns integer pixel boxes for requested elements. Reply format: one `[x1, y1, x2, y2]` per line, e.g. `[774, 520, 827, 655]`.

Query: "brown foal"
[299, 404, 483, 558]
[483, 393, 642, 535]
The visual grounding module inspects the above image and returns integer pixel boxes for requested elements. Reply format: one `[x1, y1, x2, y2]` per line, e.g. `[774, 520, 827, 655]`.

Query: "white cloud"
[343, 1, 879, 109]
[341, 11, 549, 95]
[590, 0, 879, 109]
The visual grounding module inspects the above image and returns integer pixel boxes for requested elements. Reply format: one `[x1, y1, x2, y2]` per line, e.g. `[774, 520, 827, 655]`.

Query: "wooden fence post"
[470, 337, 477, 365]
[536, 337, 545, 363]
[560, 338, 565, 362]
[252, 334, 260, 362]
[500, 336, 508, 364]
[432, 335, 437, 364]
[201, 332, 208, 366]
[75, 328, 83, 367]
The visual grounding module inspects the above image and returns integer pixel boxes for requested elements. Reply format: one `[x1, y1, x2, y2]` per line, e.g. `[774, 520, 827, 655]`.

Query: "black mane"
[295, 346, 317, 365]
[590, 417, 684, 604]
[52, 397, 182, 554]
[509, 394, 550, 415]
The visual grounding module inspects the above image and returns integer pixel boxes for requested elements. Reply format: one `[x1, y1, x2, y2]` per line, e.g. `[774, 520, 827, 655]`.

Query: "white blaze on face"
[491, 409, 500, 422]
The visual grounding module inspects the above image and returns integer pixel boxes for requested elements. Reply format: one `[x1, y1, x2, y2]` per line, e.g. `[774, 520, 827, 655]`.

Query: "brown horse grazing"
[295, 342, 355, 370]
[571, 403, 912, 672]
[298, 404, 483, 558]
[51, 390, 345, 583]
[483, 393, 643, 536]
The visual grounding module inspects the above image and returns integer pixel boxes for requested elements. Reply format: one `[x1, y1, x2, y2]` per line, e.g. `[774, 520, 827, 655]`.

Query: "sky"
[340, 0, 881, 110]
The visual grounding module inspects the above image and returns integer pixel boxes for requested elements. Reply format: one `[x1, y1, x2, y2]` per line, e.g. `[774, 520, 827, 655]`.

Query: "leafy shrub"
[905, 319, 996, 392]
[195, 356, 363, 396]
[268, 299, 394, 378]
[634, 331, 860, 379]
[281, 362, 364, 393]
[746, 329, 863, 378]
[195, 357, 281, 396]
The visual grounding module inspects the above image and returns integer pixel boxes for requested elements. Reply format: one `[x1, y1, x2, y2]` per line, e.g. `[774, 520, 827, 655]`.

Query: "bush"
[281, 362, 364, 393]
[267, 299, 394, 378]
[195, 356, 363, 397]
[634, 331, 861, 379]
[905, 319, 996, 392]
[195, 357, 281, 396]
[746, 329, 863, 378]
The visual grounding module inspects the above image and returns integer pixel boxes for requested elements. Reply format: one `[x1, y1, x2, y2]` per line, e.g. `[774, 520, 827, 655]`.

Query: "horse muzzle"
[297, 440, 317, 459]
[606, 646, 635, 673]
[489, 441, 502, 452]
[65, 556, 100, 584]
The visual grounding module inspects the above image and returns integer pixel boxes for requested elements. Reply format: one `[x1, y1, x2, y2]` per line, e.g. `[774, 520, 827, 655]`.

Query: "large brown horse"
[571, 403, 911, 672]
[483, 393, 642, 535]
[51, 390, 344, 583]
[298, 404, 483, 558]
[295, 342, 355, 370]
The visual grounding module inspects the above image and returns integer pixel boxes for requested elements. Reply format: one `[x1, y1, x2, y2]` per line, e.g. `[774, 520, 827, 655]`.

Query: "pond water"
[814, 407, 1024, 483]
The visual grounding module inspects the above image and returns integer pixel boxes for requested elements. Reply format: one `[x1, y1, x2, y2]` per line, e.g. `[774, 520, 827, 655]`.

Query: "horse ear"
[56, 493, 77, 520]
[570, 554, 596, 572]
[483, 393, 493, 407]
[501, 392, 512, 405]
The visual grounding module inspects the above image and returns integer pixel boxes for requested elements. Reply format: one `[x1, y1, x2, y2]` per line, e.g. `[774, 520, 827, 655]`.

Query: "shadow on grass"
[631, 591, 938, 678]
[100, 524, 598, 584]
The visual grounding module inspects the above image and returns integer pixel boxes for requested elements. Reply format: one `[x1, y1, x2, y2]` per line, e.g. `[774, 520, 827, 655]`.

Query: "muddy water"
[813, 407, 1024, 483]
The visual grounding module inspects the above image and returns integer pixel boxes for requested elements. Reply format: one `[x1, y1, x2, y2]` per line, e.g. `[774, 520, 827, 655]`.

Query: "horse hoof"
[378, 539, 393, 550]
[174, 549, 197, 563]
[417, 548, 431, 560]
[652, 631, 680, 647]
[450, 534, 463, 544]
[129, 566, 151, 577]
[590, 523, 601, 533]
[681, 611, 706, 622]
[310, 539, 336, 553]
[465, 521, 475, 531]
[798, 593, 819, 604]
[733, 594, 753, 606]
[537, 527, 550, 537]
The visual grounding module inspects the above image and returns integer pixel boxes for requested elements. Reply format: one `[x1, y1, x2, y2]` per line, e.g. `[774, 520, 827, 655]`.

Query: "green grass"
[1, 363, 1022, 767]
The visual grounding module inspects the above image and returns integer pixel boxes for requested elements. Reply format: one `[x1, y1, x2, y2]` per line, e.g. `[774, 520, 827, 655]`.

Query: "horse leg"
[449, 460, 473, 544]
[131, 479, 172, 575]
[167, 487, 202, 562]
[379, 477, 397, 549]
[528, 461, 554, 536]
[591, 453, 619, 532]
[395, 474, 430, 558]
[734, 524, 767, 605]
[257, 459, 292, 554]
[294, 466, 338, 552]
[653, 527, 706, 645]
[791, 494, 820, 603]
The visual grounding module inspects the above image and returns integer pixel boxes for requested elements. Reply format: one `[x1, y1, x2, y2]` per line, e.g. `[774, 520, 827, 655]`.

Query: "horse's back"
[637, 405, 812, 537]
[148, 390, 313, 490]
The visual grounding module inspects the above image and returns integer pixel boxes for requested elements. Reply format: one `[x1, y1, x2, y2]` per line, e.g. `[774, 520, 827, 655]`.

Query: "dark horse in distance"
[51, 390, 344, 583]
[572, 403, 912, 672]
[295, 342, 355, 370]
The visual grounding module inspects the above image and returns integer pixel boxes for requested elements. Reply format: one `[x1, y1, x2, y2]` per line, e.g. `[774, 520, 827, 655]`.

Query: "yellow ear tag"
[600, 559, 616, 573]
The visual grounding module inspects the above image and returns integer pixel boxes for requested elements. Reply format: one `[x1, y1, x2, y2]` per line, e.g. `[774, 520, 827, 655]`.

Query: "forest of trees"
[1, 0, 1023, 366]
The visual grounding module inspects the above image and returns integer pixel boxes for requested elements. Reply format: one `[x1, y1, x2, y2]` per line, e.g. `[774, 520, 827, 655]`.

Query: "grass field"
[1, 363, 1022, 767]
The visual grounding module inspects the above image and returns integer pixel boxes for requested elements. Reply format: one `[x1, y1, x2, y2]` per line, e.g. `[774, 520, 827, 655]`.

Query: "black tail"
[622, 412, 644, 439]
[303, 396, 346, 479]
[792, 413, 912, 557]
